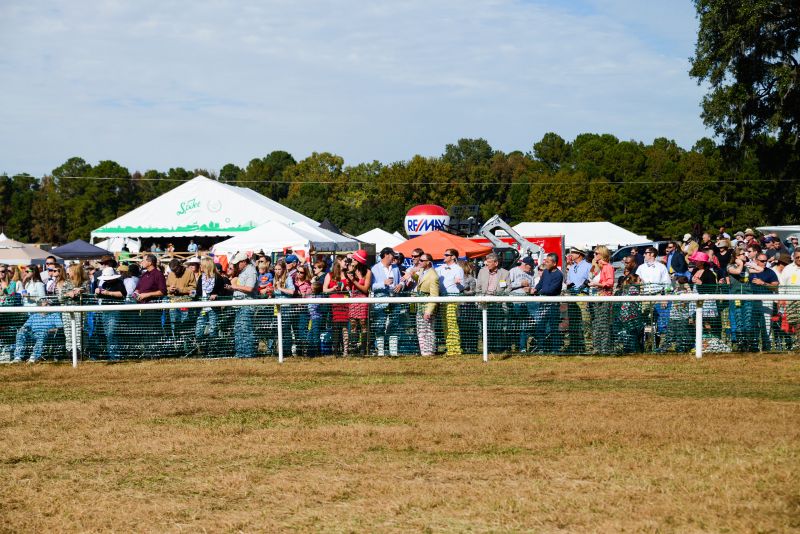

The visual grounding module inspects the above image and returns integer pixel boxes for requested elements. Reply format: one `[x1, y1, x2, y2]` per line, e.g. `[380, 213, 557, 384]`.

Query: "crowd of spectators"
[1, 226, 799, 362]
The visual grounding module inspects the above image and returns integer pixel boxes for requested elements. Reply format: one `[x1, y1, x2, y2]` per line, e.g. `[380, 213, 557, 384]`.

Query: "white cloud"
[0, 0, 708, 176]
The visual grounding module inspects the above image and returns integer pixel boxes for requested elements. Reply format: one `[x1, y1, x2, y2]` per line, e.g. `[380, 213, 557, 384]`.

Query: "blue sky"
[0, 0, 707, 177]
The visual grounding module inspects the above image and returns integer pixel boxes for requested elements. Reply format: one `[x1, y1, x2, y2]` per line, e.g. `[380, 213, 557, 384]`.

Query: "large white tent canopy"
[513, 222, 648, 250]
[356, 228, 404, 251]
[211, 221, 358, 256]
[91, 176, 317, 240]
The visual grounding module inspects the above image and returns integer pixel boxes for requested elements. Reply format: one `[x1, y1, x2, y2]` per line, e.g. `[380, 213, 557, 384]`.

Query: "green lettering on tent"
[94, 222, 257, 234]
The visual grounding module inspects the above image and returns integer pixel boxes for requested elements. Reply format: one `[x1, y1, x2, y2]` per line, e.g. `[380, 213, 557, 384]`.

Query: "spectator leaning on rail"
[779, 250, 800, 344]
[565, 247, 591, 354]
[59, 263, 89, 356]
[750, 251, 779, 351]
[226, 252, 257, 358]
[193, 256, 228, 355]
[371, 247, 402, 356]
[414, 253, 439, 356]
[166, 258, 197, 336]
[11, 299, 62, 364]
[530, 253, 564, 353]
[94, 266, 127, 361]
[476, 253, 510, 353]
[436, 248, 464, 356]
[588, 246, 615, 354]
[508, 256, 537, 353]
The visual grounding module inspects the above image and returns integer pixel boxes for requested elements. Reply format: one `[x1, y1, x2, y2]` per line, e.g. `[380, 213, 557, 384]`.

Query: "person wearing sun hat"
[94, 266, 127, 361]
[226, 251, 257, 358]
[347, 249, 373, 355]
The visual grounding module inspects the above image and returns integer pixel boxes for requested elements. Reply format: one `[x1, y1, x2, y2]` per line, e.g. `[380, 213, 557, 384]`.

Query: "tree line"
[1, 132, 796, 245]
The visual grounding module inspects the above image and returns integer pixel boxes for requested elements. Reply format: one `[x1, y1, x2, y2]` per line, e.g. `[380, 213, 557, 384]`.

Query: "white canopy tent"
[513, 222, 648, 250]
[356, 228, 404, 251]
[91, 176, 318, 241]
[211, 220, 357, 257]
[292, 222, 359, 251]
[93, 237, 142, 254]
[0, 234, 61, 265]
[0, 233, 25, 249]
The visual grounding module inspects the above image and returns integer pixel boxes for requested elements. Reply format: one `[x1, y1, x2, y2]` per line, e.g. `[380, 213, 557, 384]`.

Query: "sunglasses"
[411, 255, 420, 258]
[444, 253, 454, 257]
[47, 268, 56, 272]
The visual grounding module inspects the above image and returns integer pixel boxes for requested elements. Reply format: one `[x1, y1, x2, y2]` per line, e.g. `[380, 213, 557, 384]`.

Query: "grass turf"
[1, 354, 799, 532]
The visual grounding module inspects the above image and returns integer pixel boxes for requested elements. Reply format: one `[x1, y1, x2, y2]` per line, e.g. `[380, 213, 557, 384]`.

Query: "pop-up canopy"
[212, 220, 358, 256]
[91, 176, 318, 240]
[394, 231, 492, 260]
[50, 239, 110, 259]
[0, 235, 61, 265]
[356, 228, 404, 251]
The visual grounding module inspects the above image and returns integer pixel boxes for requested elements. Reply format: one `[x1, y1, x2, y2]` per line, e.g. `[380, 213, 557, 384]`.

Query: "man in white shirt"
[370, 247, 402, 355]
[635, 246, 671, 293]
[436, 248, 464, 355]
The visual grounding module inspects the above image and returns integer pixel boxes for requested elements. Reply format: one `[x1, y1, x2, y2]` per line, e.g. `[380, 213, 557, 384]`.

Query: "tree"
[533, 132, 571, 173]
[690, 1, 799, 147]
[240, 151, 296, 199]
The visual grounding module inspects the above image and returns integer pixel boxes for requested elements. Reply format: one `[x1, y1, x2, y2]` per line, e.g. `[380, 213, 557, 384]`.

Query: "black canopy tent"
[50, 239, 110, 259]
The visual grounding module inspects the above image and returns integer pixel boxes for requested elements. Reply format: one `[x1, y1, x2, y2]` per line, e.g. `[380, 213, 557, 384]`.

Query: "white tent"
[94, 237, 142, 254]
[211, 220, 357, 256]
[292, 222, 359, 251]
[0, 242, 60, 265]
[356, 228, 404, 251]
[513, 222, 648, 250]
[91, 176, 317, 240]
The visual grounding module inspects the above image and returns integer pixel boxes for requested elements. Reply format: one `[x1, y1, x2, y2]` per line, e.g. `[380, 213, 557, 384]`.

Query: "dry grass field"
[1, 354, 799, 532]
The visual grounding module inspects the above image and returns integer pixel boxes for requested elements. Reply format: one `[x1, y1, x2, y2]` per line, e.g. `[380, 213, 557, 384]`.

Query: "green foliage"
[5, 133, 800, 245]
[690, 0, 799, 147]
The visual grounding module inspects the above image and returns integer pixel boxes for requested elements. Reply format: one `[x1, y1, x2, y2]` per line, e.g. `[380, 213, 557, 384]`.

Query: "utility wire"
[6, 174, 800, 185]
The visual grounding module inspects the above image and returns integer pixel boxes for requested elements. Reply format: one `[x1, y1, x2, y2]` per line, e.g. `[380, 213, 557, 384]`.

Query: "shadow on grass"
[149, 407, 411, 430]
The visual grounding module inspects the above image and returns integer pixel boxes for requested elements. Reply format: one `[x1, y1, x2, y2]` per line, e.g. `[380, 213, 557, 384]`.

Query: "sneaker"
[11, 358, 23, 364]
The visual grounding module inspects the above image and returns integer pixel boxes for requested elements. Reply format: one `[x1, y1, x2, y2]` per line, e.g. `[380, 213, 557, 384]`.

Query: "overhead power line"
[5, 174, 800, 186]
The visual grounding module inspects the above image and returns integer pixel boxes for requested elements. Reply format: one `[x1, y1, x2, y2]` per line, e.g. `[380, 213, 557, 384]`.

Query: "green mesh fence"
[1, 285, 798, 363]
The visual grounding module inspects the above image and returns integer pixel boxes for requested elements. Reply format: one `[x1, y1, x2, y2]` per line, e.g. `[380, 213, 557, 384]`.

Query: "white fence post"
[695, 300, 703, 359]
[277, 306, 284, 363]
[482, 307, 489, 362]
[70, 314, 78, 368]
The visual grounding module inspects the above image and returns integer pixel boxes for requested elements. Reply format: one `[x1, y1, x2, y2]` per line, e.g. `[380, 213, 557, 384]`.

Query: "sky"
[0, 0, 708, 178]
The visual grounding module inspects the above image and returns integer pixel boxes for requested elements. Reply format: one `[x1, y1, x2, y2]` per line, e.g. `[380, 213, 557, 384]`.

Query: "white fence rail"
[1, 293, 797, 367]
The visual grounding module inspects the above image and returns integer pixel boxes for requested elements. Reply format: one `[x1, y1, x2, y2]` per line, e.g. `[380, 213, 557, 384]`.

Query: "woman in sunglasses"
[0, 264, 15, 298]
[18, 264, 45, 306]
